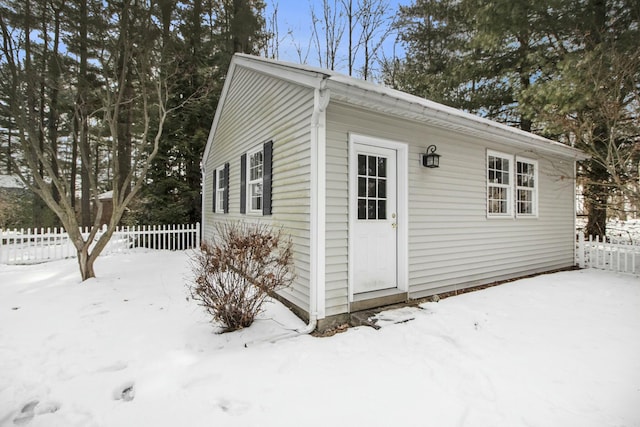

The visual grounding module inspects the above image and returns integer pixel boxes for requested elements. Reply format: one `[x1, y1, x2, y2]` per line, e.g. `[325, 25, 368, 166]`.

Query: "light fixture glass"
[422, 145, 440, 168]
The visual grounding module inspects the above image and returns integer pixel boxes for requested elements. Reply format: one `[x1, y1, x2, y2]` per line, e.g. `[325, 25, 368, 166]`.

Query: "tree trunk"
[77, 246, 96, 281]
[49, 5, 62, 210]
[583, 0, 608, 238]
[585, 190, 607, 238]
[519, 71, 532, 132]
[116, 0, 133, 200]
[6, 122, 12, 175]
[347, 0, 352, 76]
[584, 158, 609, 238]
[79, 0, 91, 227]
[71, 116, 78, 210]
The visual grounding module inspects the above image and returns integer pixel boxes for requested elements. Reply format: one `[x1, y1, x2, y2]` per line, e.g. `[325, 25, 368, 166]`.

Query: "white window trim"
[246, 146, 264, 215]
[486, 150, 514, 218]
[515, 156, 538, 218]
[215, 167, 225, 213]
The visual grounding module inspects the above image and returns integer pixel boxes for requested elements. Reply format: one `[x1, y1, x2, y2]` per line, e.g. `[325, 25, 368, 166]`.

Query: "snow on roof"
[232, 54, 588, 160]
[0, 175, 25, 189]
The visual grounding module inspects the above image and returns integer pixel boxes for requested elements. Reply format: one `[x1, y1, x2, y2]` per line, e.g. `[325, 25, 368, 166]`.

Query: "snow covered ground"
[0, 251, 639, 427]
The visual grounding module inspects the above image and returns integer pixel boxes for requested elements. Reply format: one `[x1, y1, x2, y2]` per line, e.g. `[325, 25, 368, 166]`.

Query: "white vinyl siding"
[203, 66, 315, 313]
[326, 102, 577, 313]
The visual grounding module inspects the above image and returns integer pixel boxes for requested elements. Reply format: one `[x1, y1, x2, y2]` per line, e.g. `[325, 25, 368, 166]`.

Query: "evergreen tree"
[138, 0, 267, 226]
[393, 0, 640, 236]
[395, 0, 555, 130]
[522, 0, 640, 236]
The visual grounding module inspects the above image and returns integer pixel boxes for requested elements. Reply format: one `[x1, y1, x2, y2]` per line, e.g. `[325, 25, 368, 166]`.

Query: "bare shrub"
[189, 221, 295, 332]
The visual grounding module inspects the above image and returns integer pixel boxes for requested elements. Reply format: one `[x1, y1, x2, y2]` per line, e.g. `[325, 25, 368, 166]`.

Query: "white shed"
[202, 54, 588, 331]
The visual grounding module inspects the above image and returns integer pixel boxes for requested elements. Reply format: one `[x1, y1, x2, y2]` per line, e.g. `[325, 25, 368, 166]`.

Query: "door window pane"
[357, 153, 390, 221]
[378, 158, 386, 177]
[358, 199, 366, 220]
[378, 200, 386, 219]
[358, 177, 366, 197]
[368, 156, 377, 176]
[367, 200, 377, 219]
[368, 178, 376, 197]
[358, 155, 366, 175]
[378, 179, 386, 198]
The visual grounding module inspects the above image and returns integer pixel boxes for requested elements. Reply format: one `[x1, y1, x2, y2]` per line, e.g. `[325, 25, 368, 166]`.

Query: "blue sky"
[264, 0, 411, 77]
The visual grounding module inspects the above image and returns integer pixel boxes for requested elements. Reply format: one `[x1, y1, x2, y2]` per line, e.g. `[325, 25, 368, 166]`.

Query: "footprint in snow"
[96, 360, 128, 373]
[113, 381, 135, 402]
[13, 400, 61, 425]
[215, 398, 250, 416]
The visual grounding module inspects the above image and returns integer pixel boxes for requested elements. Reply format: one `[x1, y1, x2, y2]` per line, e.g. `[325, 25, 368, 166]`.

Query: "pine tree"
[393, 0, 640, 236]
[138, 0, 267, 226]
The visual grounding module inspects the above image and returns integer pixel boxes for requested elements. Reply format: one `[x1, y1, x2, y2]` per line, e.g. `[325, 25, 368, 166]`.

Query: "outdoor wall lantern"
[422, 145, 440, 168]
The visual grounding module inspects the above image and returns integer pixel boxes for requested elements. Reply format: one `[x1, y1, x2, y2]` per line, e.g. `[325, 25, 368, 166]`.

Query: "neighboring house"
[0, 175, 30, 229]
[97, 190, 114, 226]
[202, 54, 588, 331]
[73, 191, 114, 226]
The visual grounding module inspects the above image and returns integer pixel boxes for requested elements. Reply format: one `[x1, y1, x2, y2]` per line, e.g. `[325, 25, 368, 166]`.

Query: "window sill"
[486, 214, 514, 219]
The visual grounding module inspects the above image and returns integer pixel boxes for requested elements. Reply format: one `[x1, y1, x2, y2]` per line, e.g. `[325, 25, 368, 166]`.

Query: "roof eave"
[233, 54, 329, 89]
[327, 79, 589, 161]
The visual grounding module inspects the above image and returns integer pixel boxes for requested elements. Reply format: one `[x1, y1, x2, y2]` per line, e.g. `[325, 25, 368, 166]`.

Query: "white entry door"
[352, 143, 397, 294]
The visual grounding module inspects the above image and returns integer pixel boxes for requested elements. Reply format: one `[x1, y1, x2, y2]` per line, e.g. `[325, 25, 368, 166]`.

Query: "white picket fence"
[576, 233, 640, 274]
[0, 223, 200, 265]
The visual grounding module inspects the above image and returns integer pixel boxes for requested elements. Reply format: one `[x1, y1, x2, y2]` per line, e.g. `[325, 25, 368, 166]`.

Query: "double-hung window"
[240, 141, 272, 216]
[487, 151, 538, 218]
[247, 148, 263, 213]
[487, 151, 513, 216]
[215, 168, 225, 213]
[516, 158, 537, 216]
[212, 163, 229, 214]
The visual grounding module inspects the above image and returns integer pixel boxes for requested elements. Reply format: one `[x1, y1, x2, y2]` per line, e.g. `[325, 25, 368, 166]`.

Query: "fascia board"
[234, 54, 329, 89]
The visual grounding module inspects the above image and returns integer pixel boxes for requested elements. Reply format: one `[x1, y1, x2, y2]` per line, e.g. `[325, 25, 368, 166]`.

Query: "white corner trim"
[309, 82, 330, 320]
[347, 133, 409, 303]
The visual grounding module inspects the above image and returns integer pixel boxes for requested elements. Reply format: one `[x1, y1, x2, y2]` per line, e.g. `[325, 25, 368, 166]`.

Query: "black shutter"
[240, 153, 247, 214]
[263, 140, 273, 215]
[223, 162, 230, 214]
[212, 169, 216, 212]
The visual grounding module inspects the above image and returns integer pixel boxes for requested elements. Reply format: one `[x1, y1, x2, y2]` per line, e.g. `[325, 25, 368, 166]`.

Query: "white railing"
[576, 233, 640, 274]
[0, 223, 200, 265]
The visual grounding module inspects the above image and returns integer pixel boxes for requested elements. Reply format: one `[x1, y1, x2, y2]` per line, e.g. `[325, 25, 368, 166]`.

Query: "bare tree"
[310, 0, 345, 70]
[340, 0, 357, 75]
[288, 27, 313, 64]
[264, 1, 280, 59]
[355, 0, 391, 80]
[0, 1, 187, 280]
